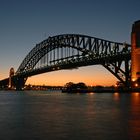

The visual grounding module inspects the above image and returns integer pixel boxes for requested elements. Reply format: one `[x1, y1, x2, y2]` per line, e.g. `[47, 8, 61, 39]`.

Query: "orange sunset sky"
[25, 65, 117, 86]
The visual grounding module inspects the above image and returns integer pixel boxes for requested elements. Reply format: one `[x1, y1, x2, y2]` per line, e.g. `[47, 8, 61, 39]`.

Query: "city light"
[132, 78, 135, 82]
[135, 83, 138, 87]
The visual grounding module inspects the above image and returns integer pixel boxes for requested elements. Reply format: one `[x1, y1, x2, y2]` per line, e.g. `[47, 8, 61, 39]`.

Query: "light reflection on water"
[128, 92, 140, 139]
[0, 91, 140, 140]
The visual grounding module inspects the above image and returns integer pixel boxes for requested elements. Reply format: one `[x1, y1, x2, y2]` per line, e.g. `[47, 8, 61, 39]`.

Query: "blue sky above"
[0, 0, 140, 85]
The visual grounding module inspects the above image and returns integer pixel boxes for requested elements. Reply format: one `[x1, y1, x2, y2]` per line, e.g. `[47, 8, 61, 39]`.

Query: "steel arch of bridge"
[0, 34, 131, 90]
[14, 34, 131, 89]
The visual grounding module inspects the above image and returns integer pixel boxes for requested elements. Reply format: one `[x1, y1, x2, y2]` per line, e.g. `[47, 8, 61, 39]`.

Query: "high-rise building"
[131, 20, 140, 88]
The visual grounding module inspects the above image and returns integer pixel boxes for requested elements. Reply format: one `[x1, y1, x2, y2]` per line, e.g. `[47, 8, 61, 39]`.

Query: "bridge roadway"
[0, 34, 131, 90]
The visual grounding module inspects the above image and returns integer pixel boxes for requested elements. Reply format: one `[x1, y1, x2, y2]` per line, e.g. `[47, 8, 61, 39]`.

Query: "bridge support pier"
[14, 77, 25, 90]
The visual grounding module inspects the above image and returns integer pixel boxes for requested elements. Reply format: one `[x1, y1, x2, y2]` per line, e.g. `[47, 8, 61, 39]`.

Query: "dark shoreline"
[1, 87, 140, 93]
[62, 88, 140, 93]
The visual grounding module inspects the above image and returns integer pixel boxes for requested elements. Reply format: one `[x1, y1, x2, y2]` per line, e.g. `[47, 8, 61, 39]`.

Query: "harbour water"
[0, 90, 140, 140]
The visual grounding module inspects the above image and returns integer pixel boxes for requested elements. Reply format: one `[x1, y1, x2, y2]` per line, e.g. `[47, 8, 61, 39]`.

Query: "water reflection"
[128, 92, 140, 140]
[113, 92, 120, 102]
[0, 91, 140, 139]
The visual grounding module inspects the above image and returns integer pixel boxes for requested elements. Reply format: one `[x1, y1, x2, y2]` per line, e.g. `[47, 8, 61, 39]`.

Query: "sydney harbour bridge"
[0, 34, 131, 90]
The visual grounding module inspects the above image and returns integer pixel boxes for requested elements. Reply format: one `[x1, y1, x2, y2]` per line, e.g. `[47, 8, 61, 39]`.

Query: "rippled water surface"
[0, 90, 140, 140]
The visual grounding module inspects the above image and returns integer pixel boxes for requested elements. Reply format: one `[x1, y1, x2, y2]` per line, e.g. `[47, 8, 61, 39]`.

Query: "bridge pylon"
[9, 67, 15, 89]
[131, 20, 140, 88]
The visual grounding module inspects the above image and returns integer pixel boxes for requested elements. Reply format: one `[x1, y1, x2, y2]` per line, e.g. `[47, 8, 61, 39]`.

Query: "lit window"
[135, 83, 138, 87]
[132, 78, 135, 82]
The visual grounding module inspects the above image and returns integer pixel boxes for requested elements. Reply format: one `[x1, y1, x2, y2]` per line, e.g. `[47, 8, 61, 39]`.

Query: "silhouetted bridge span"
[0, 34, 131, 90]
